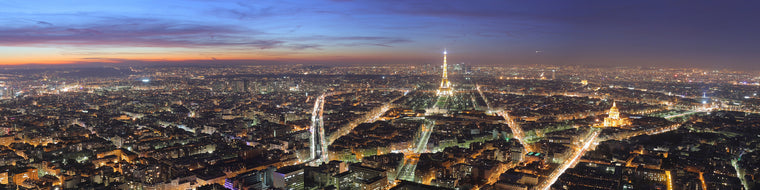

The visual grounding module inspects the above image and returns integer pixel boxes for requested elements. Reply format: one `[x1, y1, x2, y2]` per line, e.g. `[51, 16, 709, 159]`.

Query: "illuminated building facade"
[603, 102, 631, 127]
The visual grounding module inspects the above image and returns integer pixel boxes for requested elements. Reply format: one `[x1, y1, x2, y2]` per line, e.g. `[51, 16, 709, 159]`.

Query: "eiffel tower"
[436, 50, 453, 96]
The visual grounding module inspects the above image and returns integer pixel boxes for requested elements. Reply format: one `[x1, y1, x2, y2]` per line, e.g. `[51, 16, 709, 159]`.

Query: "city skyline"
[2, 0, 760, 70]
[1, 1, 760, 189]
[0, 63, 757, 189]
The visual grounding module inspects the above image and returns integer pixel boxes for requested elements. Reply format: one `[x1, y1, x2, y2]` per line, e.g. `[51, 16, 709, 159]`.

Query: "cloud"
[287, 44, 322, 50]
[362, 1, 535, 19]
[36, 21, 53, 26]
[0, 17, 283, 49]
[0, 15, 417, 52]
[204, 2, 279, 20]
[297, 35, 412, 47]
[64, 57, 279, 66]
[288, 25, 302, 33]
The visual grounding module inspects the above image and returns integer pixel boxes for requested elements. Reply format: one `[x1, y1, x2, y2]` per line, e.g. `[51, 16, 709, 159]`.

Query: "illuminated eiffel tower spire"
[436, 49, 453, 96]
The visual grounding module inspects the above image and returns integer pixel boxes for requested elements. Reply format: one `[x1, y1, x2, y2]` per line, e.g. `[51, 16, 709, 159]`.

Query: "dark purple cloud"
[295, 35, 412, 47]
[0, 17, 288, 49]
[1, 16, 415, 51]
[36, 21, 53, 26]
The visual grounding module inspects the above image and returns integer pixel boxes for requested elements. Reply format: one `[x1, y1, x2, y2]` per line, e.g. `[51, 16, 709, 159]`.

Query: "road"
[397, 157, 418, 182]
[537, 121, 679, 189]
[537, 129, 601, 190]
[732, 157, 751, 190]
[414, 120, 435, 153]
[327, 98, 399, 144]
[397, 119, 436, 182]
[485, 163, 516, 185]
[476, 84, 492, 110]
[601, 123, 682, 142]
[309, 90, 403, 165]
[498, 111, 533, 153]
[309, 93, 327, 165]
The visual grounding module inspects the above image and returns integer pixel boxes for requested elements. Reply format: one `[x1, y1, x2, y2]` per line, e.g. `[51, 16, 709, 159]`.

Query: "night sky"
[1, 0, 758, 70]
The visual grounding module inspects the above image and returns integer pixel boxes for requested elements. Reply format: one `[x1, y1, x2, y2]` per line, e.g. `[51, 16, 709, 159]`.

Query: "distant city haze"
[1, 0, 759, 70]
